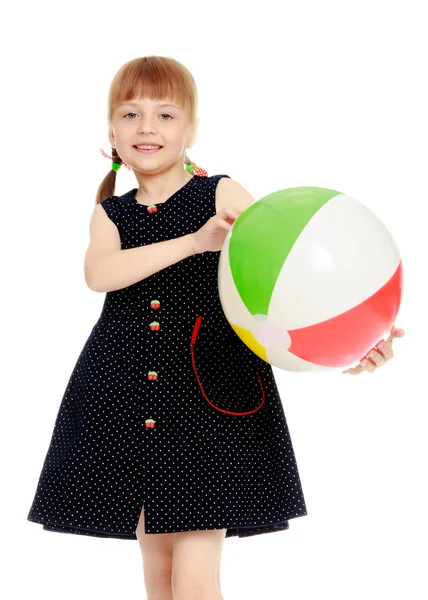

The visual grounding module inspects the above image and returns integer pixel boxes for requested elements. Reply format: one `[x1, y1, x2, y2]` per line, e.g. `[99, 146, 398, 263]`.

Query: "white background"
[2, 1, 426, 598]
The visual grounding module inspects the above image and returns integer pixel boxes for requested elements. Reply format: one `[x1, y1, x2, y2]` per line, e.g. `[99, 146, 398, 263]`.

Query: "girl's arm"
[84, 204, 199, 293]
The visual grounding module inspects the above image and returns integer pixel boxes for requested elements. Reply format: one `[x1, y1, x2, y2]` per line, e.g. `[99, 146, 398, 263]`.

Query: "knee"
[172, 582, 222, 600]
[144, 566, 172, 590]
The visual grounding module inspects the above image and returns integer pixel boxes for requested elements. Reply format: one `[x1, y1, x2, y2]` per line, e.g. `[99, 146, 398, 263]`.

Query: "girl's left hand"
[342, 325, 405, 375]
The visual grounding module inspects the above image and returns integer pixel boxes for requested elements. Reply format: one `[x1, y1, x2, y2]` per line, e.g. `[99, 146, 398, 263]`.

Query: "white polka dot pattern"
[27, 174, 308, 540]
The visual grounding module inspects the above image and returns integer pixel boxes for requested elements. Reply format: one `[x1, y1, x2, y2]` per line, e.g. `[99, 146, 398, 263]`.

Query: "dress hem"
[27, 511, 307, 540]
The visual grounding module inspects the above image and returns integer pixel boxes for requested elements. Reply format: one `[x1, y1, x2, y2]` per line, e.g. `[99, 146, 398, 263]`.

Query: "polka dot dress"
[27, 174, 308, 540]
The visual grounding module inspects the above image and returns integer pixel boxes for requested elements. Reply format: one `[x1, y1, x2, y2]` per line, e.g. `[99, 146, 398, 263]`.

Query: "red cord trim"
[190, 315, 265, 416]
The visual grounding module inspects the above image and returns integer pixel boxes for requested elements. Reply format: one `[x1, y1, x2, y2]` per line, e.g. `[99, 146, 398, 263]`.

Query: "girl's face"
[109, 97, 197, 174]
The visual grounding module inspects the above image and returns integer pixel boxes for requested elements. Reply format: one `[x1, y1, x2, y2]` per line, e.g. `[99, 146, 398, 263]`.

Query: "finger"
[385, 326, 405, 343]
[219, 221, 233, 231]
[366, 351, 386, 367]
[342, 365, 363, 375]
[376, 343, 393, 360]
[220, 212, 240, 225]
[221, 207, 242, 219]
[362, 359, 377, 373]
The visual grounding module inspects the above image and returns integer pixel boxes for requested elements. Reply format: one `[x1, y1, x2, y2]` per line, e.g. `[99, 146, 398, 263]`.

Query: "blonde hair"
[96, 55, 198, 205]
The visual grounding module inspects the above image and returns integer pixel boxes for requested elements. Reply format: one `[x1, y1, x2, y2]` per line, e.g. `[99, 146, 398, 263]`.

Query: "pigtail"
[95, 147, 127, 206]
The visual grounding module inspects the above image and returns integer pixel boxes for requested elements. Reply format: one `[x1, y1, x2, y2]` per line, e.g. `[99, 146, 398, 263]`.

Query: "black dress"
[27, 174, 308, 540]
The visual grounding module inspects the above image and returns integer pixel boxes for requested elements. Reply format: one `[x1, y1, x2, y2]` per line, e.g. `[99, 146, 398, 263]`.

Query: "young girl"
[27, 55, 404, 600]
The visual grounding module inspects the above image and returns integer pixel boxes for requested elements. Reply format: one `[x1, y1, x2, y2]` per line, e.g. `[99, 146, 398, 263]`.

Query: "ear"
[107, 128, 115, 147]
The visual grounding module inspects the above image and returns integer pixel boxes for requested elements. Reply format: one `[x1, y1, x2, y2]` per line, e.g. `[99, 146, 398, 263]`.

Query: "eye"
[123, 112, 173, 120]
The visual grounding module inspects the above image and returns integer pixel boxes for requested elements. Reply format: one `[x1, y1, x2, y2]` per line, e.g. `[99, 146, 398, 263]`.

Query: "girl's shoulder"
[214, 176, 257, 214]
[99, 194, 126, 227]
[101, 189, 135, 207]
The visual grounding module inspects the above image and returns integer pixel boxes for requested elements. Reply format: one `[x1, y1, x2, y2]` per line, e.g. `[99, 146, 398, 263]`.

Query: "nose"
[137, 116, 157, 135]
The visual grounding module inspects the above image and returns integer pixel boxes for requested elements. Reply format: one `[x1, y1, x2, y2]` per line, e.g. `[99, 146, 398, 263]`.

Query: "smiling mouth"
[133, 145, 163, 150]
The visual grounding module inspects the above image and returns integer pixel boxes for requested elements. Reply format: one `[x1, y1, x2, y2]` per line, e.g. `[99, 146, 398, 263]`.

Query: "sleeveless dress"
[27, 174, 308, 539]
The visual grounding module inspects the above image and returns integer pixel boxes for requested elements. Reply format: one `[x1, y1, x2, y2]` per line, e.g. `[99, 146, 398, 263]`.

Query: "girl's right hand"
[191, 207, 244, 254]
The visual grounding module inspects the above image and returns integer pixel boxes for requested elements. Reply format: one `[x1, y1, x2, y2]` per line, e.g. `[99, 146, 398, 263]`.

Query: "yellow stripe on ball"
[230, 323, 268, 362]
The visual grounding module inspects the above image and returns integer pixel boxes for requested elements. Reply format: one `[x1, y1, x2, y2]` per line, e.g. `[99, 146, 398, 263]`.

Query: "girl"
[27, 55, 404, 600]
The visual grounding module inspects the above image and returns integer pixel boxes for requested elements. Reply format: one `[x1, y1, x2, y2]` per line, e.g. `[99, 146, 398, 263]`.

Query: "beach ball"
[218, 186, 403, 372]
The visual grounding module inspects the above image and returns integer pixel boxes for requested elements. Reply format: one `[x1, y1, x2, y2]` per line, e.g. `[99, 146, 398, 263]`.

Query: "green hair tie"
[111, 162, 122, 172]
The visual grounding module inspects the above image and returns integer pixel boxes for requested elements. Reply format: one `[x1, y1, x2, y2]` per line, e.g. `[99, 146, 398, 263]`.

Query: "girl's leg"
[172, 528, 227, 600]
[135, 504, 174, 600]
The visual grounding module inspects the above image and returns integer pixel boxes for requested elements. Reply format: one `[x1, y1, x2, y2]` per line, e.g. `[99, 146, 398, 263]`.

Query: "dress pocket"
[190, 315, 265, 416]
